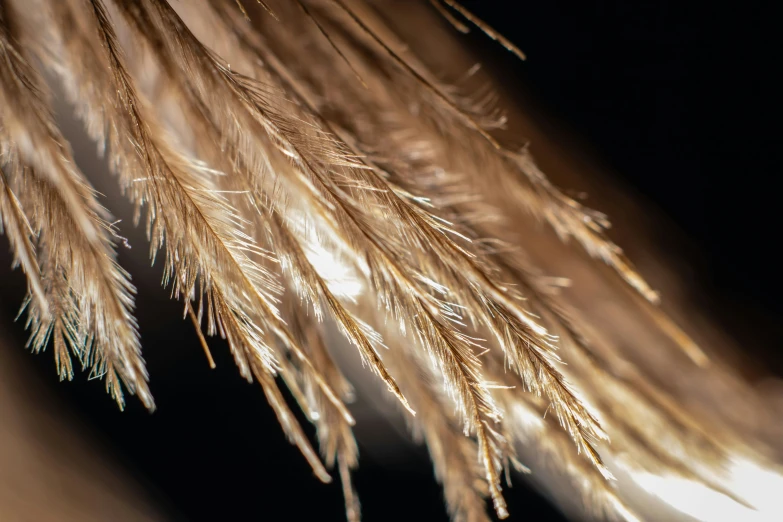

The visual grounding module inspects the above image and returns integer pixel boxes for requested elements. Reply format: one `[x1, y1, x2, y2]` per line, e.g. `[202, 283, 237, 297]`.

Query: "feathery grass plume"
[0, 1, 782, 521]
[205, 0, 608, 492]
[376, 315, 503, 522]
[105, 0, 411, 418]
[193, 7, 594, 512]
[0, 0, 150, 407]
[219, 0, 606, 464]
[0, 165, 44, 313]
[285, 301, 362, 522]
[497, 389, 639, 522]
[195, 0, 783, 517]
[47, 0, 357, 480]
[332, 0, 708, 367]
[322, 0, 658, 305]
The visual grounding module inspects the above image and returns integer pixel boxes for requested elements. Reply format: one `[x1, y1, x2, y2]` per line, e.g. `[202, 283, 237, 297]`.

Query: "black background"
[1, 2, 780, 521]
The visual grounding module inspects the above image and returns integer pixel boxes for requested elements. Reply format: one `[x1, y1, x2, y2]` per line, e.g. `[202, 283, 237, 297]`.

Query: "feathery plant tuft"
[1, 1, 781, 521]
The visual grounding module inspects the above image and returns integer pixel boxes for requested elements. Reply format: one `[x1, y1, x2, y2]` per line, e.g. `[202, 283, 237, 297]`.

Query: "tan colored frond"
[0, 2, 780, 521]
[1, 1, 150, 407]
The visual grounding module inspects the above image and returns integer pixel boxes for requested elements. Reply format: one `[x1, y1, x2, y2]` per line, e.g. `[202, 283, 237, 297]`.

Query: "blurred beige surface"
[0, 332, 164, 522]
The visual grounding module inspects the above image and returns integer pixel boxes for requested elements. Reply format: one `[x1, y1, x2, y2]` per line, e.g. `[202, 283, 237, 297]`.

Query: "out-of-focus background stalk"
[0, 1, 779, 521]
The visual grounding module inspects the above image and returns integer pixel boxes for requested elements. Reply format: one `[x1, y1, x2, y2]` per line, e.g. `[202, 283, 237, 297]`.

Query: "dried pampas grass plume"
[0, 1, 780, 521]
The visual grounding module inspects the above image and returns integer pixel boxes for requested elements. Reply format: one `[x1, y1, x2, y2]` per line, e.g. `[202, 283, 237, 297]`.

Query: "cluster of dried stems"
[0, 1, 780, 521]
